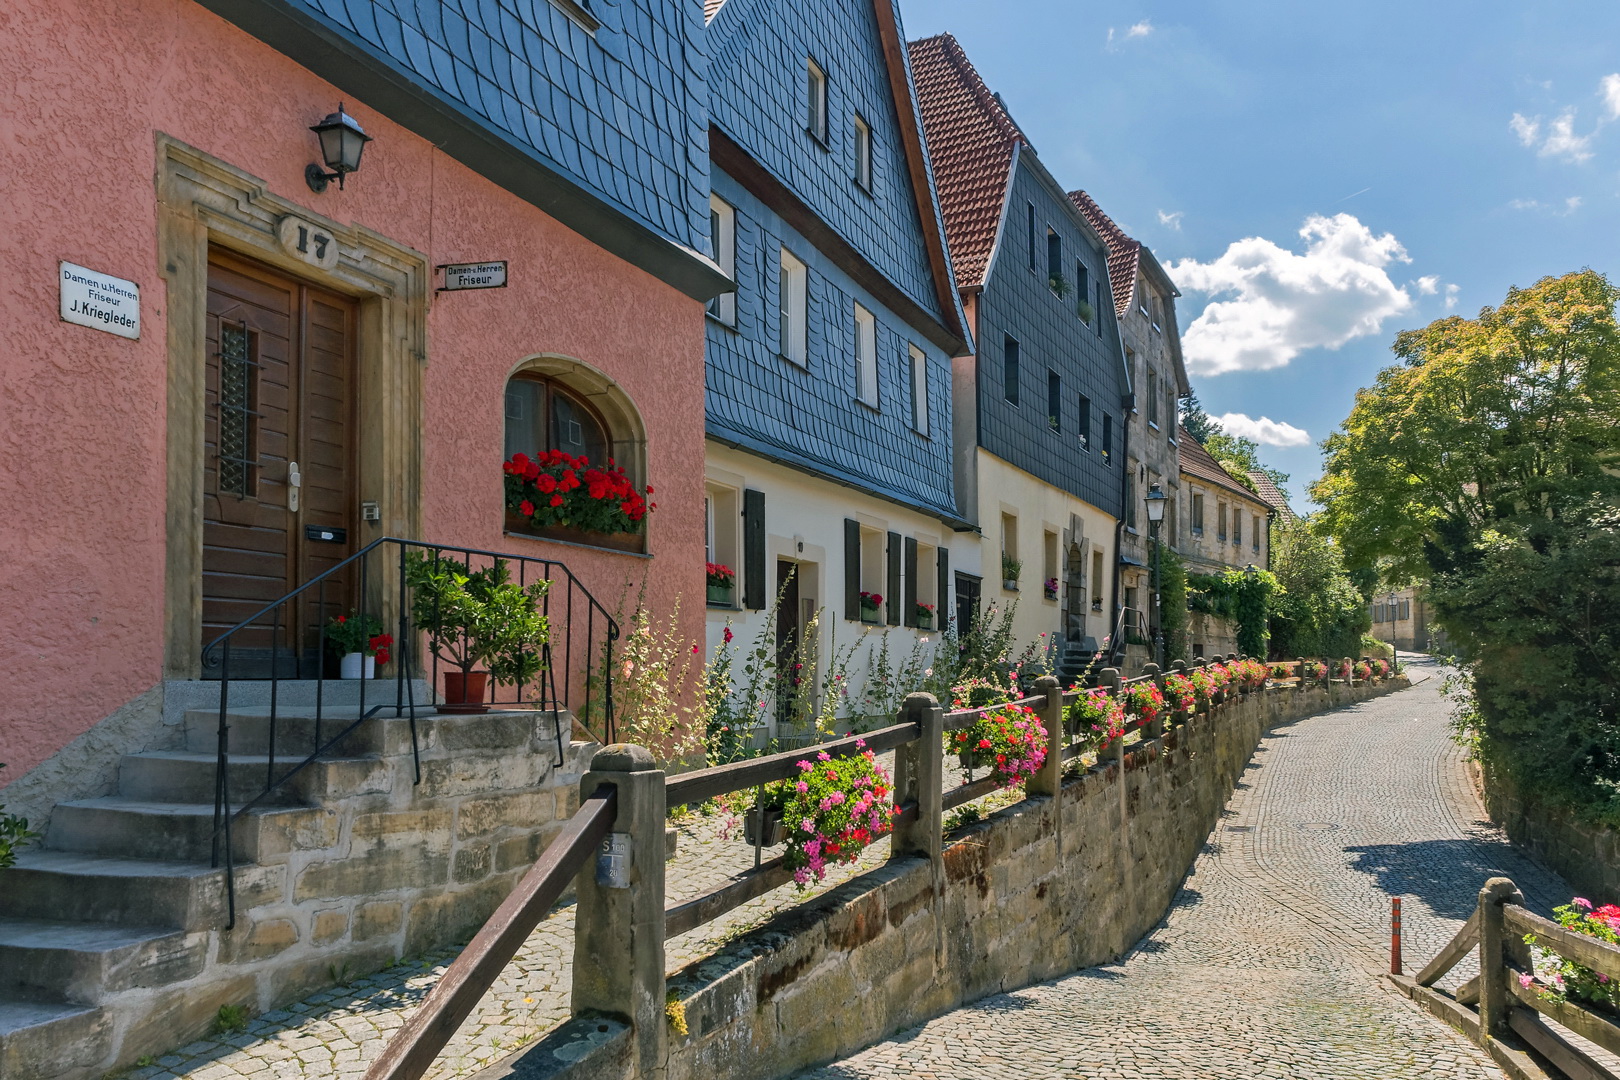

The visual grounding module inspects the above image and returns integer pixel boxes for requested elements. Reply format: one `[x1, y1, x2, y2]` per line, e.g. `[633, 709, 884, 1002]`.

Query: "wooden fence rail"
[370, 651, 1386, 1080]
[1393, 876, 1620, 1080]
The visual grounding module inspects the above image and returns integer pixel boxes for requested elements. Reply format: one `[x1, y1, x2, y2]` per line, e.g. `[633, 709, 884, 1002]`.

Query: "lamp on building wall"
[1145, 483, 1168, 667]
[306, 105, 373, 193]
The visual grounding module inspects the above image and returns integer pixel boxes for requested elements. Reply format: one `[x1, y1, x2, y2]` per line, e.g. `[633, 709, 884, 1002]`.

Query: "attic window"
[853, 114, 872, 191]
[806, 59, 828, 143]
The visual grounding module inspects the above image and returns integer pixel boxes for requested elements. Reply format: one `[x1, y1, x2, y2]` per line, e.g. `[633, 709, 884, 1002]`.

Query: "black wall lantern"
[305, 105, 372, 193]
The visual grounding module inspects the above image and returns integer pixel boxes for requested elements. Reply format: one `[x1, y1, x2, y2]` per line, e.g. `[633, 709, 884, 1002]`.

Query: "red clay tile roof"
[1179, 427, 1264, 504]
[1068, 189, 1140, 319]
[1245, 471, 1296, 522]
[908, 33, 1023, 290]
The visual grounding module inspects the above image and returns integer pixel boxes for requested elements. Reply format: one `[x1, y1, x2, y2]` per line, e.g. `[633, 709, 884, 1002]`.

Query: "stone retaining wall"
[1482, 763, 1620, 905]
[657, 677, 1408, 1080]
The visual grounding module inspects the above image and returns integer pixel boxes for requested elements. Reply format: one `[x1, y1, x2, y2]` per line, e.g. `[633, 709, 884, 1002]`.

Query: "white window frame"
[853, 114, 872, 191]
[807, 59, 828, 143]
[708, 194, 736, 326]
[909, 344, 929, 435]
[778, 247, 808, 366]
[854, 302, 878, 407]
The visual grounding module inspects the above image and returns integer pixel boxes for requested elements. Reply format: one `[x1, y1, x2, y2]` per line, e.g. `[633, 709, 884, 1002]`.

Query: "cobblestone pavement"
[140, 744, 964, 1080]
[797, 659, 1575, 1080]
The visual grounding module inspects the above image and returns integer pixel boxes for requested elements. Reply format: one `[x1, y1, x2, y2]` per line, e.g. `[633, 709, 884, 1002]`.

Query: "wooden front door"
[201, 251, 357, 676]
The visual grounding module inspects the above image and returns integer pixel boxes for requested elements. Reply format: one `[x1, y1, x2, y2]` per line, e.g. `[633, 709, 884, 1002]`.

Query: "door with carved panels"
[201, 251, 356, 676]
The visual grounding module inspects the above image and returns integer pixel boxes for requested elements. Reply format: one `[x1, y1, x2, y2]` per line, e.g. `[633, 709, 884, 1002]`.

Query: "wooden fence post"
[571, 744, 666, 1077]
[1028, 676, 1064, 797]
[891, 692, 943, 861]
[1477, 876, 1525, 1042]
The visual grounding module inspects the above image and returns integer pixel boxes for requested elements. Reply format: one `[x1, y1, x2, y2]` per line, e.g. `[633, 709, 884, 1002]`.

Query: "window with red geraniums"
[858, 591, 883, 618]
[706, 563, 735, 588]
[503, 450, 654, 536]
[948, 702, 1048, 788]
[914, 602, 935, 624]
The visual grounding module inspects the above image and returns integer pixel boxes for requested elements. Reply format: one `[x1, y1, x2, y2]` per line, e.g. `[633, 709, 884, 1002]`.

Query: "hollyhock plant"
[1067, 687, 1126, 749]
[762, 743, 899, 889]
[1523, 897, 1620, 1017]
[503, 450, 653, 535]
[1125, 680, 1166, 728]
[948, 703, 1048, 788]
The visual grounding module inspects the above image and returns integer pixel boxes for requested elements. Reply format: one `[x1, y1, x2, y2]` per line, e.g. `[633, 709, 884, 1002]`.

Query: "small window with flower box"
[705, 483, 741, 606]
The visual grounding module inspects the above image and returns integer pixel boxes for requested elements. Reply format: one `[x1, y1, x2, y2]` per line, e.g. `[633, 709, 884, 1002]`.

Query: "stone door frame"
[157, 134, 428, 679]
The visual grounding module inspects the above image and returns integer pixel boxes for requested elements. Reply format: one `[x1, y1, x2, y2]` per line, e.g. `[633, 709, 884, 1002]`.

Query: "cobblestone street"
[796, 659, 1573, 1079]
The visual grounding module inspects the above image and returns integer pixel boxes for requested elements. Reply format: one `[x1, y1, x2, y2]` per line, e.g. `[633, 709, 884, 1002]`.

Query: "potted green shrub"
[404, 552, 550, 713]
[1001, 553, 1022, 591]
[1077, 298, 1095, 324]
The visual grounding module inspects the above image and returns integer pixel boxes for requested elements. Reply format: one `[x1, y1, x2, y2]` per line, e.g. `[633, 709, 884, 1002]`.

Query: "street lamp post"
[1145, 483, 1168, 668]
[1386, 590, 1400, 673]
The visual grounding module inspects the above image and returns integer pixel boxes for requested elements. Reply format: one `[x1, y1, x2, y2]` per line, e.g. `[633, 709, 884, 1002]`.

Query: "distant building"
[1370, 586, 1447, 655]
[1178, 429, 1274, 659]
[1070, 191, 1189, 674]
[911, 34, 1130, 679]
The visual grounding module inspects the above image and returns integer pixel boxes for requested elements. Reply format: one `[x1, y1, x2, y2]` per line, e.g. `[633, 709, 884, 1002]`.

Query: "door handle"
[288, 460, 302, 513]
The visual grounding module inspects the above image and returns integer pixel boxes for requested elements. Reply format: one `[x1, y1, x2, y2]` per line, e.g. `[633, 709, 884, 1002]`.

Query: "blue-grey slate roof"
[706, 0, 945, 325]
[286, 0, 711, 256]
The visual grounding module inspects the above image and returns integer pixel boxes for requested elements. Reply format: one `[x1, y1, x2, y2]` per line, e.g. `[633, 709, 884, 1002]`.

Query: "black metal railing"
[200, 537, 619, 926]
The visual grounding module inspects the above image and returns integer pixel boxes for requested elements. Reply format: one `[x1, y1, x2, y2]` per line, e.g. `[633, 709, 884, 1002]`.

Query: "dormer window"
[806, 59, 828, 143]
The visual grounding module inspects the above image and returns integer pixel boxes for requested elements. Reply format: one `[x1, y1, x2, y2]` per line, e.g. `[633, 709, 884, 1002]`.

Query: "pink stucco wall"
[0, 0, 706, 785]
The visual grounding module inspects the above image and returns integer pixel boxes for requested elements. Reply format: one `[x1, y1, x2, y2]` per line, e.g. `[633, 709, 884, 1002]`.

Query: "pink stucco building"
[0, 0, 722, 823]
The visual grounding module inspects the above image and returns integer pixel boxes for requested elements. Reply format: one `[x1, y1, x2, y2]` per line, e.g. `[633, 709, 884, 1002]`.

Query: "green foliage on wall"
[1156, 548, 1189, 664]
[1187, 567, 1277, 658]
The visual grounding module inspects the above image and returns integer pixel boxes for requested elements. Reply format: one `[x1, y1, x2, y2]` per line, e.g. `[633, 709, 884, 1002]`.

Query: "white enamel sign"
[60, 262, 140, 339]
[439, 261, 508, 292]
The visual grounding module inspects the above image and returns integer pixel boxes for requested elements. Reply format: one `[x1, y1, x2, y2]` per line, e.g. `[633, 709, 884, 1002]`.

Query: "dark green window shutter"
[937, 547, 951, 630]
[743, 489, 766, 610]
[903, 537, 918, 627]
[844, 518, 861, 621]
[887, 531, 902, 626]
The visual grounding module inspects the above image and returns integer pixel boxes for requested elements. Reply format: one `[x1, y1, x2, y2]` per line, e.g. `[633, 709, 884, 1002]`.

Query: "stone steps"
[45, 799, 329, 864]
[0, 918, 198, 1004]
[0, 1000, 109, 1080]
[118, 750, 389, 806]
[0, 852, 226, 931]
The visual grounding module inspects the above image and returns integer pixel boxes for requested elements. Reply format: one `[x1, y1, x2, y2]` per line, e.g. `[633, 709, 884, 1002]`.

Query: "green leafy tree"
[1267, 517, 1370, 660]
[1201, 430, 1290, 494]
[1156, 548, 1189, 664]
[1179, 390, 1219, 443]
[1314, 270, 1620, 821]
[1186, 568, 1278, 658]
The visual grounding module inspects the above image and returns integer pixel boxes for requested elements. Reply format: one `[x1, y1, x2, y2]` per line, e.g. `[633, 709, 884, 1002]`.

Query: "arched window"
[504, 374, 610, 466]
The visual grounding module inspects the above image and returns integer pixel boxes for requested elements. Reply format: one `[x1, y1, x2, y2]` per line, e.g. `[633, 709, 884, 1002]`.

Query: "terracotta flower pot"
[440, 670, 490, 714]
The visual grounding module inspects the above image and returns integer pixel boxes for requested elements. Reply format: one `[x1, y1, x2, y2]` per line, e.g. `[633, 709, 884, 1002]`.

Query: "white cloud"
[1414, 275, 1440, 295]
[1603, 74, 1620, 119]
[1213, 413, 1312, 448]
[1126, 20, 1154, 37]
[1166, 213, 1414, 376]
[1507, 196, 1583, 216]
[1157, 210, 1184, 230]
[1540, 111, 1594, 162]
[1445, 284, 1461, 310]
[1510, 113, 1540, 147]
[1567, 195, 1584, 211]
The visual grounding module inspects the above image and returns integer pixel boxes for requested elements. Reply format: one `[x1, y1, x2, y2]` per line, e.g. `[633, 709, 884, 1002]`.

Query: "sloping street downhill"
[798, 659, 1573, 1079]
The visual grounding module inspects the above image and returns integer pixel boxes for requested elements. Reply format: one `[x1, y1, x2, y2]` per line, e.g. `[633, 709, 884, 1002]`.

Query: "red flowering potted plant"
[404, 553, 550, 712]
[746, 743, 900, 888]
[1067, 687, 1126, 751]
[858, 591, 883, 624]
[706, 563, 735, 606]
[1524, 897, 1620, 1017]
[1161, 672, 1197, 717]
[502, 451, 654, 552]
[326, 611, 392, 680]
[1353, 660, 1373, 682]
[948, 702, 1048, 787]
[1125, 680, 1166, 730]
[914, 602, 935, 629]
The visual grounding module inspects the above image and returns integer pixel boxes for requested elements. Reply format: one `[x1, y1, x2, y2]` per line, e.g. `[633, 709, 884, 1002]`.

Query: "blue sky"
[900, 0, 1620, 506]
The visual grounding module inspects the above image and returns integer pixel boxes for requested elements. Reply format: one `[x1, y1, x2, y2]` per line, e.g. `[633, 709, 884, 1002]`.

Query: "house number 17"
[276, 214, 341, 271]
